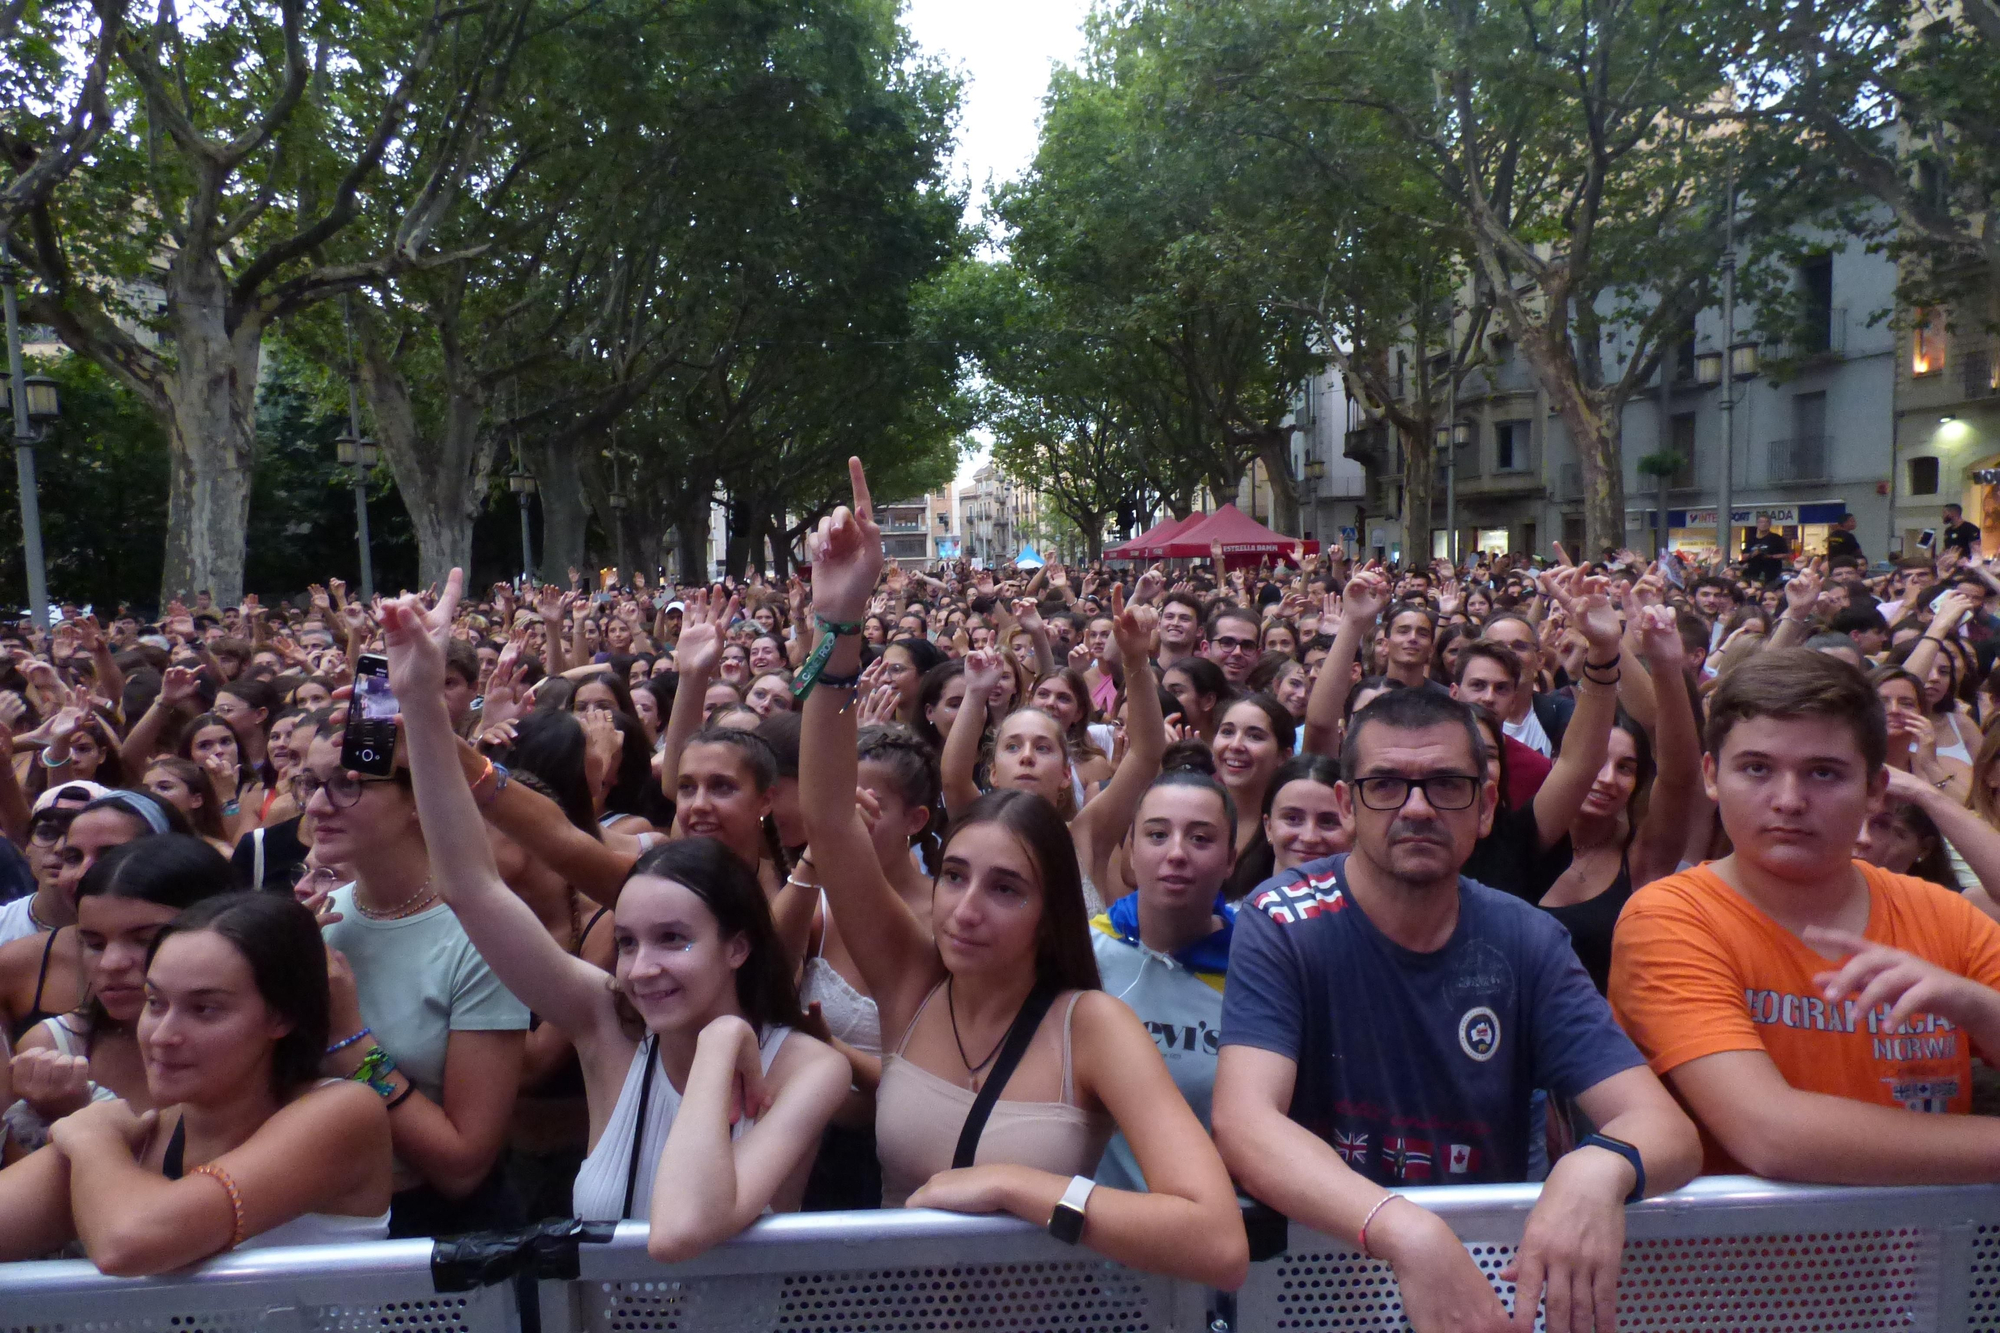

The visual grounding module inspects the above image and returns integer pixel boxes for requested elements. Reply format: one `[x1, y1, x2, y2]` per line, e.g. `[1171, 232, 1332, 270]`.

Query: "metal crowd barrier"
[5, 1176, 1999, 1332]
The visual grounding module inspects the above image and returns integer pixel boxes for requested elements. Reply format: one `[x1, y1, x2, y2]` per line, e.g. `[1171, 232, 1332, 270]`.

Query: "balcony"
[1344, 422, 1392, 468]
[1751, 435, 1830, 485]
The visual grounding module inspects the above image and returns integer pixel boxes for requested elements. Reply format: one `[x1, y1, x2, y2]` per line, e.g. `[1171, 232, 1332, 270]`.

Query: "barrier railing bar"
[5, 1176, 2000, 1333]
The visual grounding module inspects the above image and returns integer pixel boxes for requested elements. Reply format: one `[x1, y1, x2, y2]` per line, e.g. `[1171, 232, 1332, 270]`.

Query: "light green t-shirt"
[323, 885, 530, 1106]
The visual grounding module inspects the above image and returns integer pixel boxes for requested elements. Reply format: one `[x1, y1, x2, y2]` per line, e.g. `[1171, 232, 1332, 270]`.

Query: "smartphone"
[341, 654, 398, 776]
[1919, 530, 1937, 550]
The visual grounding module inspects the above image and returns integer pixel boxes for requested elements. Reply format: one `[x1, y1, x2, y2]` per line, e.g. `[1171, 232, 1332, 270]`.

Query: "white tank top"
[799, 894, 881, 1056]
[571, 1025, 792, 1221]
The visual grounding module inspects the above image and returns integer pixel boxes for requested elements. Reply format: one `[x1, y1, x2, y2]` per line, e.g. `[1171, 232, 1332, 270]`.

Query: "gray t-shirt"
[322, 885, 530, 1106]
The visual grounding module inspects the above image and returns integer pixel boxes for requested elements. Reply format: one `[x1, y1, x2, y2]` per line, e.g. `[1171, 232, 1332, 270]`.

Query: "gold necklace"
[355, 878, 437, 920]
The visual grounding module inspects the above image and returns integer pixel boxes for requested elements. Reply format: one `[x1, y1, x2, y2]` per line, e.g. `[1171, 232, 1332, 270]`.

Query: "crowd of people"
[0, 459, 1997, 1332]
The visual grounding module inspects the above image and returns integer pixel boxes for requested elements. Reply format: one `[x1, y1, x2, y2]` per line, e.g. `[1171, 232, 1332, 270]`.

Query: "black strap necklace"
[947, 976, 1012, 1088]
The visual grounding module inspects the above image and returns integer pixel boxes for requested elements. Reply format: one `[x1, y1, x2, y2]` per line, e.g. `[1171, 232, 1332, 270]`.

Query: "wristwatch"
[1578, 1132, 1646, 1203]
[1048, 1175, 1096, 1244]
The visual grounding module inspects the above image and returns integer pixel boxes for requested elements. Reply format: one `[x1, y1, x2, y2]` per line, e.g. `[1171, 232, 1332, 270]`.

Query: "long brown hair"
[938, 789, 1100, 992]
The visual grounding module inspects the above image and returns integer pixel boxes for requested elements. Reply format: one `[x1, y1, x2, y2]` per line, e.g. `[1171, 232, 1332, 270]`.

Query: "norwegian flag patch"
[1252, 870, 1345, 925]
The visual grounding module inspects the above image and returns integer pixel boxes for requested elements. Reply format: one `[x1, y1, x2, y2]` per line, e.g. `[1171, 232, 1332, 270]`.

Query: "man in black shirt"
[1942, 504, 1984, 560]
[1825, 513, 1863, 562]
[1741, 514, 1791, 585]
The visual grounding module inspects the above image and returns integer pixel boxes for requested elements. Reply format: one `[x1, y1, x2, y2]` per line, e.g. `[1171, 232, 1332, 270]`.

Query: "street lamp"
[1729, 341, 1760, 378]
[1694, 350, 1724, 385]
[0, 259, 57, 630]
[509, 469, 537, 580]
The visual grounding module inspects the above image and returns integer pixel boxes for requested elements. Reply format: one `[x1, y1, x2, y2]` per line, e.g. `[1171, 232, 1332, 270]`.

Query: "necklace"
[26, 893, 53, 932]
[946, 976, 1012, 1089]
[355, 877, 437, 920]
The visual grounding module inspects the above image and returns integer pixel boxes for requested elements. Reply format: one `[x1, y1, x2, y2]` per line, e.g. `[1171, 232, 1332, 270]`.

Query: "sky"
[900, 0, 1094, 493]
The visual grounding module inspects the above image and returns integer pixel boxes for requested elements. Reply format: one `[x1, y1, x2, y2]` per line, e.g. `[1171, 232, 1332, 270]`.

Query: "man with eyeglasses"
[1213, 687, 1699, 1333]
[1203, 606, 1263, 687]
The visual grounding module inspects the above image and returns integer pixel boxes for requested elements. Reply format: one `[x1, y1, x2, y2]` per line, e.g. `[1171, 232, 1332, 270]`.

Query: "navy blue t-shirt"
[1220, 853, 1643, 1186]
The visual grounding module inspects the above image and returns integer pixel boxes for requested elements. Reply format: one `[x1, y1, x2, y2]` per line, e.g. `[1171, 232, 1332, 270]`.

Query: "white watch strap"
[1059, 1174, 1096, 1215]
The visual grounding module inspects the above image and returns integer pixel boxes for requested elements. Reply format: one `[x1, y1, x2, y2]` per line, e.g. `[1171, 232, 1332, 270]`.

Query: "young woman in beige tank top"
[797, 462, 1248, 1292]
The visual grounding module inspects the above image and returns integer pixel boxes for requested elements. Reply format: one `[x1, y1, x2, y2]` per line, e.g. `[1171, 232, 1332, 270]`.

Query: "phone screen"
[341, 654, 398, 776]
[1920, 530, 1937, 548]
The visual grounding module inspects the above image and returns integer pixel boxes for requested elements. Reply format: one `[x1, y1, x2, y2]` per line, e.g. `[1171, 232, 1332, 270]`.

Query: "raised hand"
[158, 663, 202, 709]
[378, 567, 466, 704]
[1783, 567, 1822, 619]
[1341, 570, 1392, 626]
[857, 684, 901, 727]
[1571, 576, 1622, 653]
[963, 649, 1004, 704]
[1636, 604, 1683, 667]
[674, 588, 738, 681]
[1110, 589, 1157, 660]
[806, 458, 884, 622]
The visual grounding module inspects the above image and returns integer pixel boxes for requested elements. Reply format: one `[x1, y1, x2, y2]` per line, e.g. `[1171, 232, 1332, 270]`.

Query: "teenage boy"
[1611, 648, 2000, 1182]
[1217, 687, 1698, 1333]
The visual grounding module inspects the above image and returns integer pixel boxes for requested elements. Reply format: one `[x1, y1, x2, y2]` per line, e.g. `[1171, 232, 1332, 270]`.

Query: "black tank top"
[8, 927, 67, 1043]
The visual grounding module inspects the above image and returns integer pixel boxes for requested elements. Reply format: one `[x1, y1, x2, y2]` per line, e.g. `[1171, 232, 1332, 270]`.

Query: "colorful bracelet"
[190, 1162, 248, 1248]
[325, 1027, 372, 1055]
[469, 756, 499, 805]
[350, 1044, 401, 1099]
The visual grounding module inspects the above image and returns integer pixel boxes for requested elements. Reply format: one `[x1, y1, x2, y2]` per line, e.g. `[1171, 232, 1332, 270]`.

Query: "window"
[1909, 456, 1940, 496]
[1668, 413, 1697, 487]
[1672, 321, 1698, 382]
[1495, 420, 1531, 472]
[1799, 256, 1834, 354]
[1912, 310, 1945, 376]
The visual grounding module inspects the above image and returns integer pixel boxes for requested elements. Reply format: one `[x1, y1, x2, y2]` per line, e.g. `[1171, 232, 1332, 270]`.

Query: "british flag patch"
[1333, 1129, 1370, 1166]
[1252, 870, 1345, 925]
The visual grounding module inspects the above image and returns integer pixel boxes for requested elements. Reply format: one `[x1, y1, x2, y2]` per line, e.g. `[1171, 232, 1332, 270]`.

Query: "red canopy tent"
[1158, 503, 1320, 567]
[1107, 511, 1199, 560]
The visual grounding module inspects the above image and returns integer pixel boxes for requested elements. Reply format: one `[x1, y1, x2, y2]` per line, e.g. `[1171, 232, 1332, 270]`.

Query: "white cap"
[33, 780, 111, 816]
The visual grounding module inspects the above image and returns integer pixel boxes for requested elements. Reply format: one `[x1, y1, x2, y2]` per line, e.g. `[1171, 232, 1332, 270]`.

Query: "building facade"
[1892, 297, 2000, 557]
[956, 465, 1041, 567]
[1348, 227, 1900, 565]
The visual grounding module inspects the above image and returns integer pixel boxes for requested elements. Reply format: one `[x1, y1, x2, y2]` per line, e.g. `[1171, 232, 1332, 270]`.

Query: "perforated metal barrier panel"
[5, 1179, 2000, 1333]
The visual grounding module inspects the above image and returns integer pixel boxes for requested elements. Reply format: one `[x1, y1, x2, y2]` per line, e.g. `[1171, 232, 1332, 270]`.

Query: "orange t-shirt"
[1610, 860, 2000, 1175]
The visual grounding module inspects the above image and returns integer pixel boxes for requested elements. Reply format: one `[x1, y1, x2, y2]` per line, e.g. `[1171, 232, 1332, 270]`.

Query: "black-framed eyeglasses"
[293, 770, 396, 810]
[1351, 774, 1482, 812]
[1211, 634, 1258, 653]
[30, 811, 76, 845]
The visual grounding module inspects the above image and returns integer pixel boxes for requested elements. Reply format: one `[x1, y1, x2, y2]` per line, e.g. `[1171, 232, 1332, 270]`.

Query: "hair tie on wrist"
[190, 1163, 247, 1248]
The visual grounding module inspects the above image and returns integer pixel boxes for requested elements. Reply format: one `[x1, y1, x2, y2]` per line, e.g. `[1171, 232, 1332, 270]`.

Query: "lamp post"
[604, 448, 629, 579]
[333, 432, 379, 601]
[1716, 178, 1736, 568]
[338, 297, 376, 600]
[0, 257, 57, 631]
[509, 468, 537, 580]
[1434, 418, 1472, 565]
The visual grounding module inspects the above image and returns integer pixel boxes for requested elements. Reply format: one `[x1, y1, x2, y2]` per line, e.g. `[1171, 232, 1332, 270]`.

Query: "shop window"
[1909, 456, 1940, 496]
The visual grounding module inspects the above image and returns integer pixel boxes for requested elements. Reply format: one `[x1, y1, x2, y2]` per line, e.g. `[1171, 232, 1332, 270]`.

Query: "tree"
[5, 0, 532, 603]
[994, 29, 1317, 532]
[1746, 0, 2000, 325]
[1183, 0, 1836, 553]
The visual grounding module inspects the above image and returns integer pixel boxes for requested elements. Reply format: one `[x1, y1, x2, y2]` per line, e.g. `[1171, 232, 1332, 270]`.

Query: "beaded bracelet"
[191, 1162, 248, 1248]
[325, 1026, 372, 1055]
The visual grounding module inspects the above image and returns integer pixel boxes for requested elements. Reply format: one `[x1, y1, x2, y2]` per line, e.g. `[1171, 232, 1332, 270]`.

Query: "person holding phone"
[302, 665, 529, 1238]
[376, 572, 848, 1252]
